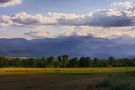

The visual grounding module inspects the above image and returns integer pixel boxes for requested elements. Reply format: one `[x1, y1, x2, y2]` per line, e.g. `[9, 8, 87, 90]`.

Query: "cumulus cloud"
[0, 1, 135, 27]
[0, 0, 135, 39]
[10, 12, 81, 26]
[0, 7, 135, 28]
[111, 1, 133, 10]
[0, 0, 22, 7]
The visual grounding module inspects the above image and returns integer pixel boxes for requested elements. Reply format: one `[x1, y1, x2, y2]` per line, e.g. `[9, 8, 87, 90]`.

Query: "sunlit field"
[0, 67, 135, 75]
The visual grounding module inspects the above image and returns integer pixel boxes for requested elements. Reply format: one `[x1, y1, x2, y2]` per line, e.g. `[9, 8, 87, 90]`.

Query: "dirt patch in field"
[0, 74, 109, 90]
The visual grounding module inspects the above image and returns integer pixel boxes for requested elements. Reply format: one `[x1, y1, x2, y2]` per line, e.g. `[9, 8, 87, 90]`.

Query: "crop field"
[0, 67, 134, 90]
[0, 67, 135, 75]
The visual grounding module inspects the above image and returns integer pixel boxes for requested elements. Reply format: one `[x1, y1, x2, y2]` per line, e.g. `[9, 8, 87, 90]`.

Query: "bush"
[96, 72, 135, 90]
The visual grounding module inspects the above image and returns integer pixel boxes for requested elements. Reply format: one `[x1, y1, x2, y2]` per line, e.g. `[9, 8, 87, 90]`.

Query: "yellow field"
[0, 67, 135, 75]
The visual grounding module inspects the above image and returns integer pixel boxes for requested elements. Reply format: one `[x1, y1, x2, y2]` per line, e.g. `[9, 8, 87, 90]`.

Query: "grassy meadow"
[0, 67, 135, 75]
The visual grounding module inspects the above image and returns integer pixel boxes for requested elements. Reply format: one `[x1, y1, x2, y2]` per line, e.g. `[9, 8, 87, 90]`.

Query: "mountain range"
[0, 36, 135, 58]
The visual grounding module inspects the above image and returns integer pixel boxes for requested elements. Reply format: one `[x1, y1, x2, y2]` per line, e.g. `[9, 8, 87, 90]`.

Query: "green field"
[0, 67, 135, 75]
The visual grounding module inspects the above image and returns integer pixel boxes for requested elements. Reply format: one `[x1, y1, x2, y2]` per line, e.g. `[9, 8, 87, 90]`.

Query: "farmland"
[0, 67, 135, 75]
[0, 67, 134, 90]
[0, 74, 107, 90]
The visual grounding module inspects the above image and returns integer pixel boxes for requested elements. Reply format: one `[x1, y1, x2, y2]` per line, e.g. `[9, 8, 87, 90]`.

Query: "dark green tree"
[69, 57, 79, 67]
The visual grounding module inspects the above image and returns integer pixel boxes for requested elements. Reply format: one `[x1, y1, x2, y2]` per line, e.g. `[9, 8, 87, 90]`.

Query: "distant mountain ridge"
[0, 36, 135, 58]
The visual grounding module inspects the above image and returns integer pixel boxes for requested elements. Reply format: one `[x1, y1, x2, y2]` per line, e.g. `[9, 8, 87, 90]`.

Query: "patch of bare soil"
[0, 74, 108, 90]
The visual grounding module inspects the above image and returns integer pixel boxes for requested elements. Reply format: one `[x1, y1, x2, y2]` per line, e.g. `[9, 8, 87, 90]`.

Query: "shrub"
[96, 72, 135, 90]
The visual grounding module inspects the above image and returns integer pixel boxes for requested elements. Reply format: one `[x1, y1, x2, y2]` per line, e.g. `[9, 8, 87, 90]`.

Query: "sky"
[0, 0, 135, 39]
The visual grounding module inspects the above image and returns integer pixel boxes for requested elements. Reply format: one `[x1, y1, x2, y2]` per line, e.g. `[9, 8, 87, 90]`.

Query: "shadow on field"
[0, 74, 108, 90]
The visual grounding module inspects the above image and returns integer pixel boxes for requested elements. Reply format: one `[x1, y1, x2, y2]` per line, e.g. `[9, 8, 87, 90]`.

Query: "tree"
[79, 57, 90, 67]
[108, 56, 114, 67]
[69, 57, 79, 67]
[93, 58, 100, 67]
[0, 55, 135, 68]
[46, 56, 54, 67]
[53, 61, 61, 68]
[0, 57, 9, 67]
[61, 55, 69, 67]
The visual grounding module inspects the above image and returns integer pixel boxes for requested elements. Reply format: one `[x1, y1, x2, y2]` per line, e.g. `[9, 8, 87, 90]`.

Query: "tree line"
[0, 55, 135, 68]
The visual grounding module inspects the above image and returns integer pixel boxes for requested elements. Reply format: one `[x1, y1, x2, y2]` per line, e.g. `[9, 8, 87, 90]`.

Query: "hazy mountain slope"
[0, 36, 135, 58]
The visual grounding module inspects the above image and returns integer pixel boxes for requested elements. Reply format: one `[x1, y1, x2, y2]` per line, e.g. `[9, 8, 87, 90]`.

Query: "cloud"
[111, 1, 133, 10]
[23, 26, 135, 39]
[0, 7, 135, 28]
[24, 30, 51, 39]
[0, 1, 135, 39]
[0, 0, 22, 7]
[78, 26, 135, 39]
[77, 9, 135, 27]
